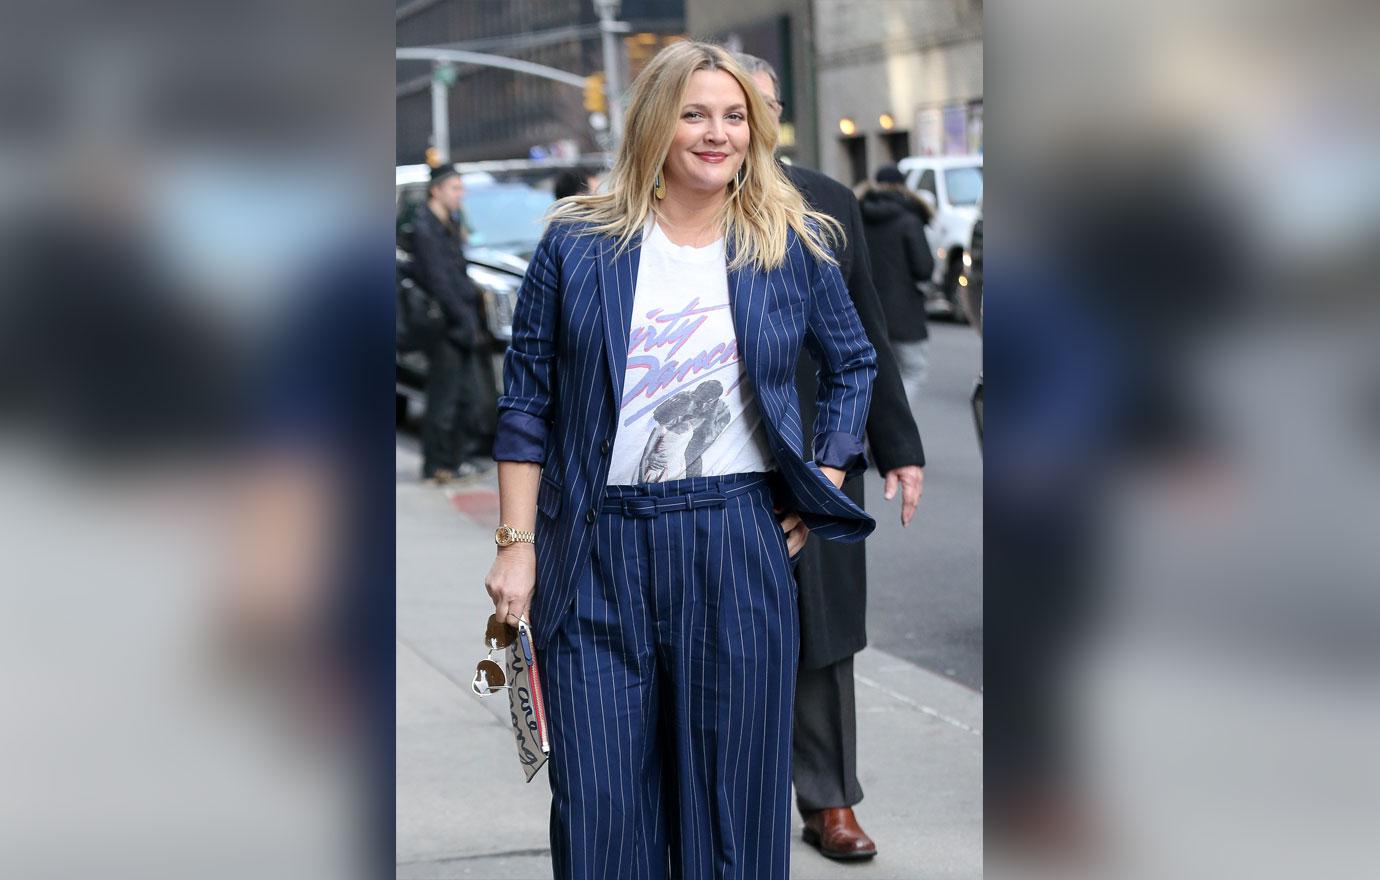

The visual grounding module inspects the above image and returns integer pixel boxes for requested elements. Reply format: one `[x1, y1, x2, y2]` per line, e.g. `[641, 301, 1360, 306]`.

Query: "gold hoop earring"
[653, 171, 666, 200]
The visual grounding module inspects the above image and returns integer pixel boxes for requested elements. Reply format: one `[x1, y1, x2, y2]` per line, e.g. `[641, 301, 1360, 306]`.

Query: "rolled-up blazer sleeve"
[493, 226, 561, 463]
[803, 244, 877, 476]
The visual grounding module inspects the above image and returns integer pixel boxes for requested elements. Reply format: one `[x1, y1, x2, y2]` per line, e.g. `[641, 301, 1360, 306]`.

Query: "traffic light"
[584, 72, 607, 114]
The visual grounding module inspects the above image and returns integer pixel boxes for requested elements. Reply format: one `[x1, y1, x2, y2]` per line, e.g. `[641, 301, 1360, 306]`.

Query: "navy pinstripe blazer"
[494, 220, 878, 648]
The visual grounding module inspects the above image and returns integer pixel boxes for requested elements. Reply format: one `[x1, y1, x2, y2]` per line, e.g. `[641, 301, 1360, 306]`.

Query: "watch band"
[495, 524, 536, 547]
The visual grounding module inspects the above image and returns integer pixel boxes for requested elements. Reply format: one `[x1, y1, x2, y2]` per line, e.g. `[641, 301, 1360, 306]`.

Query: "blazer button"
[600, 439, 611, 456]
[586, 509, 597, 524]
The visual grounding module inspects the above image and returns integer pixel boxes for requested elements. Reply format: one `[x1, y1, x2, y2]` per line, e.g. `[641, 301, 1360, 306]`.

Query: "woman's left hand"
[777, 509, 810, 557]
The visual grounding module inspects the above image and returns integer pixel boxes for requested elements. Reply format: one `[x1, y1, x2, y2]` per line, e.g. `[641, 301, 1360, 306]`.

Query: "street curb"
[854, 648, 983, 737]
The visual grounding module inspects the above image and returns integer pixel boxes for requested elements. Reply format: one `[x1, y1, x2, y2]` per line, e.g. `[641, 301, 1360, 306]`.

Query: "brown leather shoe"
[801, 807, 877, 860]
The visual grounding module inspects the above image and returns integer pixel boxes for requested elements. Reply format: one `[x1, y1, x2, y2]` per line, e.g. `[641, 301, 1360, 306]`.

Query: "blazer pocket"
[767, 291, 808, 316]
[537, 471, 563, 519]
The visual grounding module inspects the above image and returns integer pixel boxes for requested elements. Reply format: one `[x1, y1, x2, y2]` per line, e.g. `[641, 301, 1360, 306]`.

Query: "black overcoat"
[782, 163, 927, 669]
[411, 208, 485, 348]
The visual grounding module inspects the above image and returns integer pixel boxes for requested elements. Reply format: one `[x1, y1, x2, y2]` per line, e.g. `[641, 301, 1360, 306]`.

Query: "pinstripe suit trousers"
[543, 472, 800, 880]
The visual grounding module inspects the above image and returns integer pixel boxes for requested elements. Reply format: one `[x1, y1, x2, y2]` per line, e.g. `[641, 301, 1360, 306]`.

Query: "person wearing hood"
[859, 165, 935, 409]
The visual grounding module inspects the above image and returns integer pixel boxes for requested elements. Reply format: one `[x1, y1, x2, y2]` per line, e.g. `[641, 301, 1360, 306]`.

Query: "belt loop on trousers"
[619, 496, 660, 518]
[686, 492, 727, 510]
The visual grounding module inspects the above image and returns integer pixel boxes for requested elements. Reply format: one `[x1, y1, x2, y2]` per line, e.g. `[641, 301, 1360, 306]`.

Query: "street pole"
[430, 62, 453, 164]
[399, 48, 605, 150]
[593, 0, 627, 147]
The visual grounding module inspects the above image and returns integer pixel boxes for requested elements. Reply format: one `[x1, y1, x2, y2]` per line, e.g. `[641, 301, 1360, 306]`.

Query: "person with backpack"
[410, 165, 496, 483]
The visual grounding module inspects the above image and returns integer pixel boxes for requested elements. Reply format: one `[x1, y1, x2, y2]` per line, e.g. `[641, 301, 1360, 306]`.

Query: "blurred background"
[0, 2, 395, 879]
[985, 1, 1380, 878]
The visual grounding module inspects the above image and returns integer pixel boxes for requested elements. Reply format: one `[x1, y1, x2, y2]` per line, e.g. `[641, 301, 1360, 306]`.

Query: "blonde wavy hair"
[546, 40, 841, 271]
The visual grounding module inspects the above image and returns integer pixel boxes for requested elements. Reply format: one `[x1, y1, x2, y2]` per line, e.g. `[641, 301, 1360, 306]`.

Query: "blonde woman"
[483, 41, 877, 879]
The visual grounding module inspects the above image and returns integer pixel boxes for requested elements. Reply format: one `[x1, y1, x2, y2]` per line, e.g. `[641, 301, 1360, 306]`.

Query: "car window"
[395, 184, 429, 249]
[397, 183, 427, 214]
[916, 168, 937, 199]
[944, 166, 983, 206]
[463, 184, 554, 255]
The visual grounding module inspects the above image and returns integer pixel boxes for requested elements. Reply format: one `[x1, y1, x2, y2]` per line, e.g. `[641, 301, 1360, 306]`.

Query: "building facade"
[396, 0, 685, 166]
[813, 0, 983, 184]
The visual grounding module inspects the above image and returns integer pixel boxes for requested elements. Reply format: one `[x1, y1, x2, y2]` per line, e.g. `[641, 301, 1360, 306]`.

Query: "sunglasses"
[471, 614, 519, 697]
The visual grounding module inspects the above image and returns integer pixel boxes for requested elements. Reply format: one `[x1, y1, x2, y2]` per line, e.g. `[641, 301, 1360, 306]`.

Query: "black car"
[960, 212, 982, 330]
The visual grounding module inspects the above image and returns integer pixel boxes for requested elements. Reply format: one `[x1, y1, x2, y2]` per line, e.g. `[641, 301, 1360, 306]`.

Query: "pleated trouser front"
[543, 472, 799, 880]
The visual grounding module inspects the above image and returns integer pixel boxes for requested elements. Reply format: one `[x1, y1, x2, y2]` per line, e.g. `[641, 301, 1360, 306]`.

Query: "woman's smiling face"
[661, 68, 750, 197]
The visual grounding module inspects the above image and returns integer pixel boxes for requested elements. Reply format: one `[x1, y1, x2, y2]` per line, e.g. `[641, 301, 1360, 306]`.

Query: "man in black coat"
[742, 55, 927, 862]
[410, 165, 497, 482]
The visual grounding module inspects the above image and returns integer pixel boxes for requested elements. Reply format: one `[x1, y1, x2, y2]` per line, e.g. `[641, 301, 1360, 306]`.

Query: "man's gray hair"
[733, 52, 780, 101]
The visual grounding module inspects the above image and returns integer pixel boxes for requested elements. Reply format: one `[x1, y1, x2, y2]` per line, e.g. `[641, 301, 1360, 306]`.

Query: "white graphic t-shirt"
[606, 220, 775, 485]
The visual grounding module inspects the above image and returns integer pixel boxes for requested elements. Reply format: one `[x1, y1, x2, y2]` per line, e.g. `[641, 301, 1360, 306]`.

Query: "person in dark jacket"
[741, 53, 927, 863]
[858, 165, 935, 410]
[551, 168, 598, 201]
[410, 165, 497, 483]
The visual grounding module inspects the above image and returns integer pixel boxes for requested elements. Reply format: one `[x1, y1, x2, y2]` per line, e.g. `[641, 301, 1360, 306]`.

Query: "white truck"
[897, 155, 983, 317]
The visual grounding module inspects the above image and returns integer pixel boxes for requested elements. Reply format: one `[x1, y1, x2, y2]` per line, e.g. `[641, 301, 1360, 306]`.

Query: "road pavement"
[395, 429, 982, 879]
[862, 321, 983, 689]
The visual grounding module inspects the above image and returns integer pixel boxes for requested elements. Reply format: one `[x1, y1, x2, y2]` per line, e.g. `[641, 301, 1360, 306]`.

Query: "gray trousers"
[891, 338, 930, 412]
[792, 655, 864, 812]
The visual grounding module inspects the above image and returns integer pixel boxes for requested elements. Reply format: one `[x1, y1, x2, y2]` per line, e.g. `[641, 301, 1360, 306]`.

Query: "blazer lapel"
[729, 244, 801, 457]
[726, 242, 770, 390]
[727, 263, 753, 366]
[596, 232, 642, 411]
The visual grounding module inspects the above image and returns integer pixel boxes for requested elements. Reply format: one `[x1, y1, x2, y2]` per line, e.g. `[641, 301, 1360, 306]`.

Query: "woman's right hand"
[484, 545, 537, 627]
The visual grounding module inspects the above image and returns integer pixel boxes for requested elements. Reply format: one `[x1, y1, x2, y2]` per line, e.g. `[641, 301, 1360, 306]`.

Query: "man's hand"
[884, 465, 924, 526]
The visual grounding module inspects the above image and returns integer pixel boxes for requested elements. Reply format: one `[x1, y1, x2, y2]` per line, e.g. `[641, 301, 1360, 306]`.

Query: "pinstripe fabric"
[544, 473, 799, 880]
[495, 221, 877, 651]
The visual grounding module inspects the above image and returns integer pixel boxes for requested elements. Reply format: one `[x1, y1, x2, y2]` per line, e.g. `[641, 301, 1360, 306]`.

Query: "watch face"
[495, 526, 512, 546]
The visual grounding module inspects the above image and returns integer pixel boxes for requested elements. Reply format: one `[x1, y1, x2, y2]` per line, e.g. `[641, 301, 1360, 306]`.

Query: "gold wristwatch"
[494, 524, 536, 548]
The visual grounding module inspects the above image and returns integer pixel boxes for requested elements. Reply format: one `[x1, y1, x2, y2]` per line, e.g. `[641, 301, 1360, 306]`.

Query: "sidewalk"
[396, 446, 983, 879]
